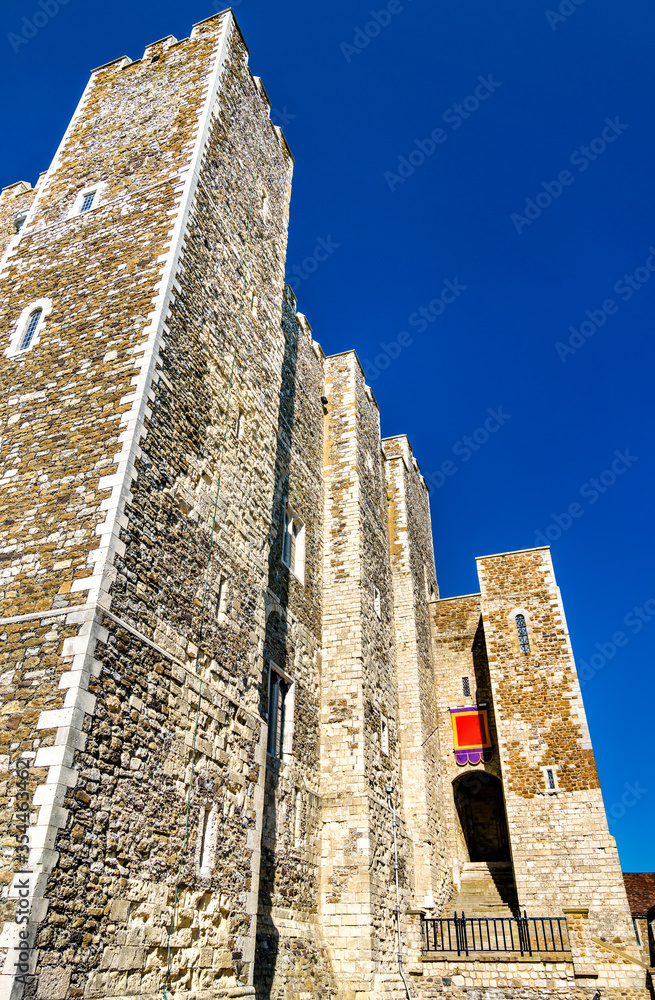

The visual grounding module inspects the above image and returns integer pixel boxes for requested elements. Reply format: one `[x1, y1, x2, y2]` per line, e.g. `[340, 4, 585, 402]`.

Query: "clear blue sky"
[2, 0, 653, 871]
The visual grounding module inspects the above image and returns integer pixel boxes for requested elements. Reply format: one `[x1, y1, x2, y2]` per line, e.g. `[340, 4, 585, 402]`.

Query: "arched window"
[19, 309, 42, 351]
[5, 298, 52, 359]
[515, 613, 530, 653]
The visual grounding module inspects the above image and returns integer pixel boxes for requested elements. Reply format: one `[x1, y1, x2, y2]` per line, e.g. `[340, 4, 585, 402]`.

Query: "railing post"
[456, 912, 468, 956]
[408, 910, 426, 974]
[524, 911, 532, 956]
[516, 911, 531, 956]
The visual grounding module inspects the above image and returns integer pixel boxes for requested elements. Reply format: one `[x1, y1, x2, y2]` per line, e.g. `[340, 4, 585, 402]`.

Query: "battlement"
[0, 178, 38, 261]
[91, 12, 226, 73]
[87, 13, 292, 167]
[475, 544, 550, 561]
[0, 180, 32, 201]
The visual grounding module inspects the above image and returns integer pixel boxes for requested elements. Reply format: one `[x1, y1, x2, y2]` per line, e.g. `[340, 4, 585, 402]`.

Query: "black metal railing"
[422, 912, 570, 956]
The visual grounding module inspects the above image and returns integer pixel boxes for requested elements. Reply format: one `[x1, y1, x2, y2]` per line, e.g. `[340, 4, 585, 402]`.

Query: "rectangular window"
[198, 806, 217, 877]
[282, 506, 305, 585]
[81, 192, 96, 213]
[544, 766, 558, 793]
[216, 574, 227, 619]
[374, 585, 381, 618]
[294, 787, 303, 849]
[380, 714, 389, 756]
[267, 666, 294, 760]
[462, 676, 471, 697]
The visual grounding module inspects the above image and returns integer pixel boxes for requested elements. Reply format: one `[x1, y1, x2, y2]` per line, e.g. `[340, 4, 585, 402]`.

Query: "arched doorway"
[453, 772, 510, 863]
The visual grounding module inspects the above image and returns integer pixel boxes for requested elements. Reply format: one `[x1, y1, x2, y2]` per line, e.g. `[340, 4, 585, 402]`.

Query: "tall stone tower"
[428, 549, 646, 994]
[0, 11, 650, 1000]
[0, 12, 294, 999]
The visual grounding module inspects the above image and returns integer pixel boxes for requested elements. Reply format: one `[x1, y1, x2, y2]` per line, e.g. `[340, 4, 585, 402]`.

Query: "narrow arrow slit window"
[282, 506, 305, 584]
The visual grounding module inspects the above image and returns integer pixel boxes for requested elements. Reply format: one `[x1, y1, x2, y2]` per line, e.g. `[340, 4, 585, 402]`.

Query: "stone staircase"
[442, 861, 518, 918]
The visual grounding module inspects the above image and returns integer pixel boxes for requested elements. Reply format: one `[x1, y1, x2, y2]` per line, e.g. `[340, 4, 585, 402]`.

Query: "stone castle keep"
[0, 11, 652, 1000]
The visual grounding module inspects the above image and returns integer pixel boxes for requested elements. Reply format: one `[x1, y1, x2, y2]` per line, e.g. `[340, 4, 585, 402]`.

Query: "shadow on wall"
[254, 299, 299, 999]
[452, 770, 519, 915]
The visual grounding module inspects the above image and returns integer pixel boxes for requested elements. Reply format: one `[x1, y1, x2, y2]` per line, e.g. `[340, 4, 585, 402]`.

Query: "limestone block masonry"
[0, 12, 650, 1000]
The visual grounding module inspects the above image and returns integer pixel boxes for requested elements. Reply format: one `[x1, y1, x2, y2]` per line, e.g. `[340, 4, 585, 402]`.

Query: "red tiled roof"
[623, 873, 655, 914]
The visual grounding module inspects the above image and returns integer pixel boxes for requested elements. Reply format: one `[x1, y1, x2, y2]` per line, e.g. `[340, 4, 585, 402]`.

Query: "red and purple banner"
[450, 706, 493, 765]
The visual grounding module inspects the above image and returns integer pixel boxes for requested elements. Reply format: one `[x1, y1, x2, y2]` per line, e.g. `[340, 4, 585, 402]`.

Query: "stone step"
[441, 861, 519, 918]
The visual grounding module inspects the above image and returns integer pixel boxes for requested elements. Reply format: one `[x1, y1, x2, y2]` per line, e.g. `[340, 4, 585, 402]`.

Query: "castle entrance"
[454, 772, 510, 862]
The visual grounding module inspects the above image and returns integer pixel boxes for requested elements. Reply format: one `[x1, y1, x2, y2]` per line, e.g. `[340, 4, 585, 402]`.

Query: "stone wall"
[383, 435, 449, 914]
[413, 959, 650, 997]
[2, 14, 236, 994]
[0, 182, 38, 261]
[0, 11, 297, 999]
[424, 552, 651, 997]
[320, 352, 411, 999]
[429, 594, 506, 888]
[254, 292, 336, 1000]
[477, 548, 637, 947]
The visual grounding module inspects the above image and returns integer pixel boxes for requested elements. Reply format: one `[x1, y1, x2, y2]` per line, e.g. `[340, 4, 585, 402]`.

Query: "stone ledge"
[590, 935, 649, 969]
